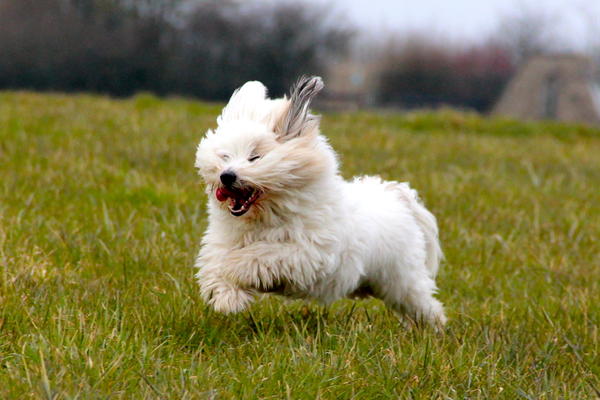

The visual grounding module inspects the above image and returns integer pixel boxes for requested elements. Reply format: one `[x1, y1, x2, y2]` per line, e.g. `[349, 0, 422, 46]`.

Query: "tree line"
[0, 0, 351, 100]
[1, 0, 589, 111]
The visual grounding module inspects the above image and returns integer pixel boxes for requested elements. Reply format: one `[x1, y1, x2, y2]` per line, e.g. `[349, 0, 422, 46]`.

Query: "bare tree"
[0, 0, 352, 99]
[492, 7, 561, 66]
[374, 33, 514, 111]
[0, 0, 172, 94]
[167, 0, 353, 100]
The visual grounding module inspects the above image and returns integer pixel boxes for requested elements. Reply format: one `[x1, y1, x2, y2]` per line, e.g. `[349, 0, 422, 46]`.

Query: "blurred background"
[1, 0, 600, 124]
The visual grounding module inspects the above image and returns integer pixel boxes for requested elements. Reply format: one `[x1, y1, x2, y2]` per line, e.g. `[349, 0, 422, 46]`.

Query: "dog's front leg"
[222, 242, 323, 292]
[196, 263, 256, 314]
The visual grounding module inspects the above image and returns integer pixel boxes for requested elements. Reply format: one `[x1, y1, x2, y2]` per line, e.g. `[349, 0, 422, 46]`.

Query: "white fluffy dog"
[194, 76, 446, 326]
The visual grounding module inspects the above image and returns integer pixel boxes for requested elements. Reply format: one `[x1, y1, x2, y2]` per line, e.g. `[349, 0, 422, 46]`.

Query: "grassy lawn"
[0, 91, 598, 399]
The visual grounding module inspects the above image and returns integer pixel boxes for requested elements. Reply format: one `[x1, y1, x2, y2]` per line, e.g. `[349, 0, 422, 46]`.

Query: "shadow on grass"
[166, 297, 442, 352]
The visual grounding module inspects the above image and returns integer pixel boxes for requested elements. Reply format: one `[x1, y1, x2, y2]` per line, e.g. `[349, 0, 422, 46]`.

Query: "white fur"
[194, 78, 446, 326]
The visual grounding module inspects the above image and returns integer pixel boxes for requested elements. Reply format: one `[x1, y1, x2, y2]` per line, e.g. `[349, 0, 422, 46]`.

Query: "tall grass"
[1, 92, 598, 398]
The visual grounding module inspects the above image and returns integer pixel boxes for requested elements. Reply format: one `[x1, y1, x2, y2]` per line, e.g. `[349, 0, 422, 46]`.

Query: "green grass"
[1, 91, 599, 399]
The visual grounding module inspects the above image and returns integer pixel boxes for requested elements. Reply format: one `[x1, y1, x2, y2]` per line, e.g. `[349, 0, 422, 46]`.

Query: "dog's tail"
[396, 182, 443, 278]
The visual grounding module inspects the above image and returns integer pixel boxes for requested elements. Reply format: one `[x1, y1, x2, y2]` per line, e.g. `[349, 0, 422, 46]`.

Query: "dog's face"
[196, 77, 330, 217]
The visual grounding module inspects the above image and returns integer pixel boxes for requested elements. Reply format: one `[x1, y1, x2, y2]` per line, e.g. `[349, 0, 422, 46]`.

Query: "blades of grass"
[38, 348, 53, 400]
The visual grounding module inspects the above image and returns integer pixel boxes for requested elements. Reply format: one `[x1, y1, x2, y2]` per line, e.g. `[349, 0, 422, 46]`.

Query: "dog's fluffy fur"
[194, 76, 447, 326]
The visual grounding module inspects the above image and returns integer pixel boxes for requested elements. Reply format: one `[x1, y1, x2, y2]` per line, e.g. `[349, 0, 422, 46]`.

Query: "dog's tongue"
[216, 187, 230, 202]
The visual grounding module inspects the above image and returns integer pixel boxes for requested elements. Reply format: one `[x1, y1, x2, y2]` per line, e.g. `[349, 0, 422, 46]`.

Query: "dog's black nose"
[220, 170, 237, 186]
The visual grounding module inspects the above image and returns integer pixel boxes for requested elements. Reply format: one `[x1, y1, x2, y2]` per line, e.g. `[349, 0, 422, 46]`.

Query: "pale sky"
[305, 0, 600, 50]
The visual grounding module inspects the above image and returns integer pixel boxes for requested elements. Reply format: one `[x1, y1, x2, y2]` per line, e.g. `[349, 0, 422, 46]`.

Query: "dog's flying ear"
[218, 81, 267, 125]
[275, 76, 323, 141]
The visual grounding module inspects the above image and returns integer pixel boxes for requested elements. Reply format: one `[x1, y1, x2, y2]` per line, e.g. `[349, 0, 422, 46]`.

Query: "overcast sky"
[305, 0, 600, 50]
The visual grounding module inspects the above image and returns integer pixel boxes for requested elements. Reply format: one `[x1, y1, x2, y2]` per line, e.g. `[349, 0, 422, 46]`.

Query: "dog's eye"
[218, 153, 230, 161]
[248, 155, 261, 162]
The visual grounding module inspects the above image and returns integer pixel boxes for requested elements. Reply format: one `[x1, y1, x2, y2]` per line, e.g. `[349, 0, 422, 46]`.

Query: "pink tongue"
[215, 188, 229, 202]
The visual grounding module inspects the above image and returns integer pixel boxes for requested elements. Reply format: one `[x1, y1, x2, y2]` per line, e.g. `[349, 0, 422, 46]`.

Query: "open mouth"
[215, 185, 261, 216]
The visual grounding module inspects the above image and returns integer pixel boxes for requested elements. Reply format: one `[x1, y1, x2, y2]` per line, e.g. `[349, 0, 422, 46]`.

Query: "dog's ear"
[275, 76, 323, 141]
[218, 81, 267, 125]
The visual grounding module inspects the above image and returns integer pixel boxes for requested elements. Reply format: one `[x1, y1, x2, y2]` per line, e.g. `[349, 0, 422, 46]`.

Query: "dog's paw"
[424, 301, 448, 328]
[223, 262, 276, 292]
[414, 304, 448, 330]
[435, 311, 448, 327]
[209, 285, 254, 314]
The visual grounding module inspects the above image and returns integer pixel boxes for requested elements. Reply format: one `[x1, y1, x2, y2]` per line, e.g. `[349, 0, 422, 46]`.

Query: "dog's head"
[195, 76, 335, 218]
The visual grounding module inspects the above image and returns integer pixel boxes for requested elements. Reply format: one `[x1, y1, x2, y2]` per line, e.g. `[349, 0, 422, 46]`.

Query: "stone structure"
[493, 55, 600, 125]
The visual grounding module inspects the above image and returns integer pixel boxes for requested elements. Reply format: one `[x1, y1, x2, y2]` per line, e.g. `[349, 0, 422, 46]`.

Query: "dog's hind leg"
[378, 267, 447, 327]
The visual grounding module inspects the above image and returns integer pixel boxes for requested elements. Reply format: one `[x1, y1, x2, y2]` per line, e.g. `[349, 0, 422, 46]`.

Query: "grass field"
[1, 91, 599, 399]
